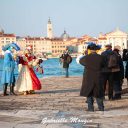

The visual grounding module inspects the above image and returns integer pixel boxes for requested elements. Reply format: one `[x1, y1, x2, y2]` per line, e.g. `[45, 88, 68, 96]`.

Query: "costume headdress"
[86, 42, 101, 50]
[26, 45, 33, 50]
[2, 42, 20, 51]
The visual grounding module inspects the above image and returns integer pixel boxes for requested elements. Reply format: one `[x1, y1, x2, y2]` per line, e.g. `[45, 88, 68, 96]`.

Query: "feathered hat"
[26, 45, 33, 50]
[2, 42, 20, 51]
[86, 42, 102, 50]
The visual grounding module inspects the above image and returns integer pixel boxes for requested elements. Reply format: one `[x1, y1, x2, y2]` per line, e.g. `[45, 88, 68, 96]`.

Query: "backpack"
[108, 52, 120, 69]
[67, 55, 72, 64]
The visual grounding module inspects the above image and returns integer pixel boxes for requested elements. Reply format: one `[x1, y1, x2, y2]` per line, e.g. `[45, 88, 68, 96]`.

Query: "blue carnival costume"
[1, 43, 20, 96]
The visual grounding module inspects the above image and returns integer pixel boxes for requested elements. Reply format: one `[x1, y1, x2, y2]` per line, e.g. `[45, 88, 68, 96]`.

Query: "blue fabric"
[1, 51, 15, 85]
[86, 42, 102, 50]
[2, 44, 10, 51]
[65, 68, 69, 77]
[2, 43, 20, 51]
[87, 97, 104, 111]
[11, 42, 20, 51]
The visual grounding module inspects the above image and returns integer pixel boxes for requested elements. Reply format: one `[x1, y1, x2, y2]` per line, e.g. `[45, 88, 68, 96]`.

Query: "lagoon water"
[0, 58, 83, 89]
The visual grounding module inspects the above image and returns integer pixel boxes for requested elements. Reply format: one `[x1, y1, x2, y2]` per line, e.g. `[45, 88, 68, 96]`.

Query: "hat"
[87, 42, 101, 50]
[26, 45, 32, 50]
[87, 42, 96, 49]
[2, 42, 20, 51]
[105, 44, 112, 48]
[114, 45, 121, 51]
[96, 44, 102, 50]
[2, 44, 10, 51]
[10, 42, 20, 51]
[88, 43, 97, 50]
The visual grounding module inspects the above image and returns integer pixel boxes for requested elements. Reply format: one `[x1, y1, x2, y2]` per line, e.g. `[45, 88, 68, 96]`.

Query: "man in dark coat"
[79, 43, 104, 112]
[101, 44, 121, 100]
[113, 48, 124, 99]
[60, 51, 72, 78]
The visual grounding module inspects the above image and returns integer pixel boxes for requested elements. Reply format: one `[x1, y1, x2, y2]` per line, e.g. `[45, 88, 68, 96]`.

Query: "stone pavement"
[0, 77, 128, 128]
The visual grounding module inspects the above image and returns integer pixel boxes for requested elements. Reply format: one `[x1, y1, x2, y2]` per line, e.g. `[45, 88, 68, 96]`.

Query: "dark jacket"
[101, 49, 113, 72]
[60, 53, 70, 68]
[122, 49, 128, 78]
[80, 52, 104, 98]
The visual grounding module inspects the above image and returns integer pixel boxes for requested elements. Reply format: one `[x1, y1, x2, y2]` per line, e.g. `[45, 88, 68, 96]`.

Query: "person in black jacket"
[101, 44, 115, 100]
[79, 43, 104, 112]
[60, 51, 72, 78]
[113, 48, 124, 99]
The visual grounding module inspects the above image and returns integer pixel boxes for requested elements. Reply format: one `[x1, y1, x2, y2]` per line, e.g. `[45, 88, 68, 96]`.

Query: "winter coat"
[101, 49, 113, 72]
[60, 53, 70, 68]
[114, 54, 124, 80]
[79, 52, 104, 98]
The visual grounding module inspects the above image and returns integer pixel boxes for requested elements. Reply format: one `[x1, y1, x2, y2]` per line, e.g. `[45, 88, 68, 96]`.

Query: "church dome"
[61, 30, 70, 41]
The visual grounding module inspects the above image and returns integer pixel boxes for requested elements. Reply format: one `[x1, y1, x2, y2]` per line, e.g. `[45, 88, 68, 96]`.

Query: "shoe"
[28, 90, 35, 94]
[87, 109, 94, 112]
[23, 91, 28, 95]
[109, 97, 114, 101]
[3, 93, 9, 96]
[10, 92, 17, 96]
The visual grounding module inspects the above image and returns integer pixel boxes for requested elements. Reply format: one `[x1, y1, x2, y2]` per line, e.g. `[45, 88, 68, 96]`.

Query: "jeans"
[102, 72, 114, 99]
[65, 68, 69, 77]
[113, 80, 122, 99]
[87, 97, 104, 111]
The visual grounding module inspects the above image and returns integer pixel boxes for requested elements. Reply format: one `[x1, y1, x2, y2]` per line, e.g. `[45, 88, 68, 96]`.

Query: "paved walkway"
[0, 77, 128, 128]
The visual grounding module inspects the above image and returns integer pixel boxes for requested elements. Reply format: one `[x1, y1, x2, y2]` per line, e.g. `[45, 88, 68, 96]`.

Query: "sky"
[0, 0, 128, 37]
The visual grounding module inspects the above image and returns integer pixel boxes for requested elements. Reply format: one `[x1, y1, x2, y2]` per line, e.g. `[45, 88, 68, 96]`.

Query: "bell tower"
[47, 18, 53, 39]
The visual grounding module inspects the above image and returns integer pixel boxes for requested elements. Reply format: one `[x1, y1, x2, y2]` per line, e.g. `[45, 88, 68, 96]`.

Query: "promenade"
[0, 76, 128, 128]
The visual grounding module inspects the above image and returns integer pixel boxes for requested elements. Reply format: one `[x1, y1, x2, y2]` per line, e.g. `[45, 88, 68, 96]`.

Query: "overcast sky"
[0, 0, 128, 37]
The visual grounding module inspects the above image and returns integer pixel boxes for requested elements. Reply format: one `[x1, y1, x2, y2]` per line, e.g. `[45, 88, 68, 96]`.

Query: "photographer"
[60, 50, 72, 78]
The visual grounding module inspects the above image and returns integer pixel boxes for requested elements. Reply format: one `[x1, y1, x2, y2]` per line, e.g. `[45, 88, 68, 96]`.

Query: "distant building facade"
[98, 28, 128, 50]
[77, 35, 98, 54]
[25, 37, 52, 55]
[1, 24, 128, 56]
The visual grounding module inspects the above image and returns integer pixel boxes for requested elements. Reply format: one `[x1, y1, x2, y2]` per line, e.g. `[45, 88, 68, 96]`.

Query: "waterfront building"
[98, 28, 128, 50]
[25, 37, 52, 56]
[77, 35, 98, 54]
[51, 38, 67, 56]
[1, 22, 128, 57]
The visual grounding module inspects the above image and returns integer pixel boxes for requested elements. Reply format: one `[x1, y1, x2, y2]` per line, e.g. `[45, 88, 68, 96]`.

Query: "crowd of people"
[1, 42, 128, 112]
[78, 43, 127, 112]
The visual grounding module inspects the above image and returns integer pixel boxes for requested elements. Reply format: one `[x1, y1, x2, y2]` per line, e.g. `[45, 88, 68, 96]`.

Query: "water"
[42, 58, 83, 77]
[0, 58, 84, 89]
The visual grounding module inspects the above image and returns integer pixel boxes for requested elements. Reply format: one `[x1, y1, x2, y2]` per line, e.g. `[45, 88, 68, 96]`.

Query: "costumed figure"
[16, 45, 41, 95]
[79, 43, 105, 111]
[1, 42, 20, 96]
